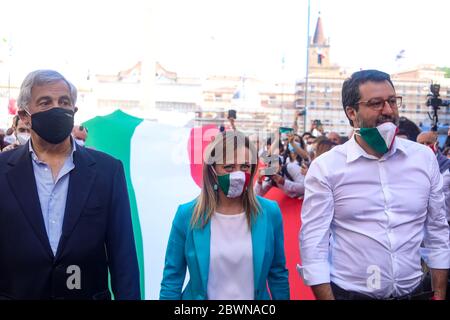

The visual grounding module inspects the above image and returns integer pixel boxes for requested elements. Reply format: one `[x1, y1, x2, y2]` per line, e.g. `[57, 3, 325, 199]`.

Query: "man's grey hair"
[17, 70, 77, 111]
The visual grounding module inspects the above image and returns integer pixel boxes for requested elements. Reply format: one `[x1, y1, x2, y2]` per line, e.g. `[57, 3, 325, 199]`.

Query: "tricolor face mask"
[212, 167, 251, 198]
[354, 122, 398, 155]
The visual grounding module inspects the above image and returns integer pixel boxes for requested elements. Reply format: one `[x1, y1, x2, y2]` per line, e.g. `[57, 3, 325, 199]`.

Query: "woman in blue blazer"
[160, 131, 289, 300]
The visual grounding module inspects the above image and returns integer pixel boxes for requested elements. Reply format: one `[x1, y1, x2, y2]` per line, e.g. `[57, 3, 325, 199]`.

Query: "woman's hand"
[287, 133, 295, 144]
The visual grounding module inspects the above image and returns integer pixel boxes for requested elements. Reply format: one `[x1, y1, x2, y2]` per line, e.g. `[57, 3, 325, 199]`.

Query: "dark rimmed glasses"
[355, 96, 403, 110]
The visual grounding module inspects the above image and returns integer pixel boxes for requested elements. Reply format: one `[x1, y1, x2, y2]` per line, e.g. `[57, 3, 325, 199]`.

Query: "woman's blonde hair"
[191, 130, 261, 229]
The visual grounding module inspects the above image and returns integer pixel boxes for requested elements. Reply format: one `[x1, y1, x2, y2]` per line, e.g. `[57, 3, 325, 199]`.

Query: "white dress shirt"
[208, 212, 254, 300]
[298, 136, 450, 299]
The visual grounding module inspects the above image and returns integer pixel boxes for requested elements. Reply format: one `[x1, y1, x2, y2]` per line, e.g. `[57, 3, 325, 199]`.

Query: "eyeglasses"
[355, 96, 403, 110]
[222, 164, 251, 172]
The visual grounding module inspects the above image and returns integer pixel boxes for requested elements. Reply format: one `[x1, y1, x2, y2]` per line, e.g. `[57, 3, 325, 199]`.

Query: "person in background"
[286, 133, 309, 162]
[314, 138, 337, 158]
[227, 109, 237, 131]
[301, 132, 313, 146]
[443, 147, 450, 159]
[339, 136, 349, 144]
[444, 127, 450, 151]
[396, 130, 409, 140]
[417, 131, 450, 174]
[1, 115, 31, 152]
[255, 134, 306, 199]
[255, 156, 283, 196]
[309, 135, 328, 161]
[398, 116, 421, 142]
[311, 119, 324, 137]
[72, 125, 88, 147]
[417, 131, 450, 225]
[300, 138, 336, 178]
[302, 133, 316, 159]
[4, 127, 16, 145]
[160, 130, 289, 300]
[327, 132, 342, 145]
[0, 128, 8, 151]
[258, 137, 272, 158]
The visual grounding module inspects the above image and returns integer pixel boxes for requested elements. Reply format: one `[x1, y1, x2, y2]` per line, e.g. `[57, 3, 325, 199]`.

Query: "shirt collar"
[29, 136, 77, 163]
[346, 134, 408, 163]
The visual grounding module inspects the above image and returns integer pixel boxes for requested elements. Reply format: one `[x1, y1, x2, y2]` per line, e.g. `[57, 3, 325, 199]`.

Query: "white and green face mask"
[354, 122, 398, 154]
[212, 168, 250, 198]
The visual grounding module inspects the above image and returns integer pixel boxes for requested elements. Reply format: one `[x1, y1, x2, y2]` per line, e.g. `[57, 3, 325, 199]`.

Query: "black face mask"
[31, 108, 74, 144]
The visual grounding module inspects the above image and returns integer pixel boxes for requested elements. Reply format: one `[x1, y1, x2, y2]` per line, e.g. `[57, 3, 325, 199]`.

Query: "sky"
[0, 0, 449, 85]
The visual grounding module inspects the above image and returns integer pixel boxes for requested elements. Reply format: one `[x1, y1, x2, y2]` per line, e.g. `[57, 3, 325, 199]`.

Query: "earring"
[213, 184, 218, 191]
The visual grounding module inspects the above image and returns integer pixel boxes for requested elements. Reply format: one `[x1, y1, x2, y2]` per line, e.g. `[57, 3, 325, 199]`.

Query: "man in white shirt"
[298, 69, 450, 300]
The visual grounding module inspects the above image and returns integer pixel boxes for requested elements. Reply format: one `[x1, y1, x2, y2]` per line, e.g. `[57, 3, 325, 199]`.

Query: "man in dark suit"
[0, 70, 140, 299]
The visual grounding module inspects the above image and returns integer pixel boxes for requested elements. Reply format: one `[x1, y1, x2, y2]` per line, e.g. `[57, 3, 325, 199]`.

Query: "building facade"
[295, 16, 450, 137]
[1, 16, 448, 136]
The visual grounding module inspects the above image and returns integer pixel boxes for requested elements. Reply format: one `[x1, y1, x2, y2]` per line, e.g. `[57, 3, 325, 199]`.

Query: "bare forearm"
[430, 268, 448, 299]
[270, 138, 280, 156]
[311, 283, 335, 300]
[293, 117, 299, 133]
[293, 144, 309, 160]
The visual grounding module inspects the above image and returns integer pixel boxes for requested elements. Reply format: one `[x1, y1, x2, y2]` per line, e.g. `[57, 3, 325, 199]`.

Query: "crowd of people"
[0, 68, 449, 301]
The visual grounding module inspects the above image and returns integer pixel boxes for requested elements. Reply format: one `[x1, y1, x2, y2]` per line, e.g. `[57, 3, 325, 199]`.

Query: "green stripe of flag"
[83, 109, 145, 299]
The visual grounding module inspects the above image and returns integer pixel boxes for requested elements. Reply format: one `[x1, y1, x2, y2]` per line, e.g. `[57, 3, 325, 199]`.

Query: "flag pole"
[304, 0, 311, 132]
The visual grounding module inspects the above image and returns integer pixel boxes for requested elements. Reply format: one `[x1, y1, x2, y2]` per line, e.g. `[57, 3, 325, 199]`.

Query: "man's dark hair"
[398, 116, 421, 142]
[443, 146, 450, 157]
[342, 69, 395, 126]
[316, 139, 337, 158]
[444, 134, 450, 149]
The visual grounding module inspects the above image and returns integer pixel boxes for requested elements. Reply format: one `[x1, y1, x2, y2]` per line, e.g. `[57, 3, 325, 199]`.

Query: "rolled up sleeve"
[298, 161, 334, 286]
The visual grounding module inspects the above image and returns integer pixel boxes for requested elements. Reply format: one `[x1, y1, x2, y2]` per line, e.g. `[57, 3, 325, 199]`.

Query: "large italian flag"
[83, 109, 314, 300]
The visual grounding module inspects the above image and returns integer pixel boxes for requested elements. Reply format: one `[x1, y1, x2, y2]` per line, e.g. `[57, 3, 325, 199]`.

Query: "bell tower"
[308, 13, 331, 69]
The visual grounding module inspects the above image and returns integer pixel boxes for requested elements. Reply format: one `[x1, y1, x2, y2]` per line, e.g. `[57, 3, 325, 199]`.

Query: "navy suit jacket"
[0, 142, 140, 299]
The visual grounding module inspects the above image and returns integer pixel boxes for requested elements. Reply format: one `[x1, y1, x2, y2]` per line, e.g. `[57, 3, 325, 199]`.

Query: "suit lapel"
[5, 144, 54, 259]
[192, 219, 211, 293]
[55, 147, 96, 259]
[251, 209, 267, 290]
